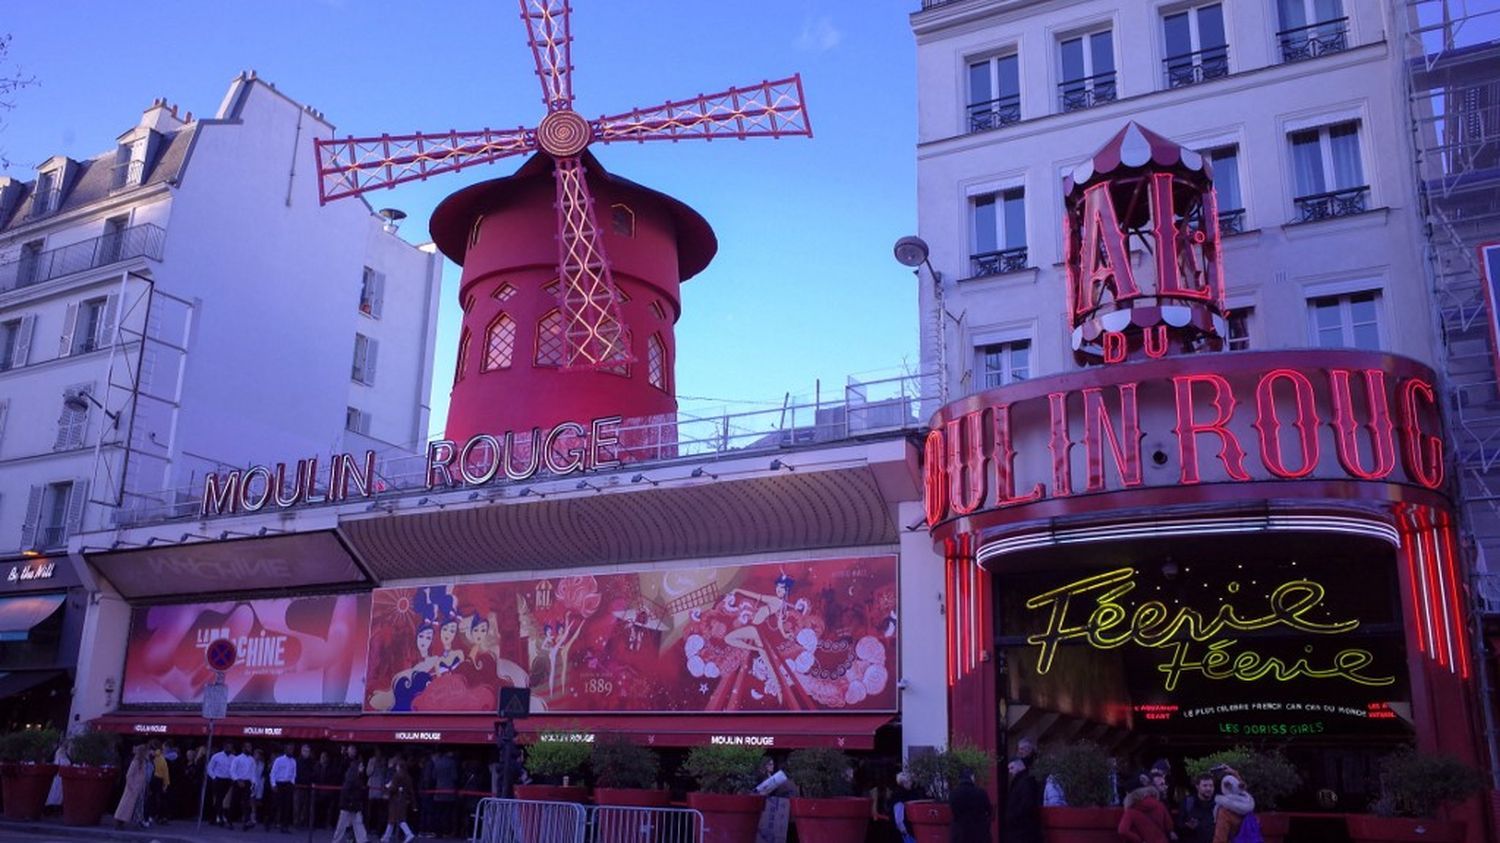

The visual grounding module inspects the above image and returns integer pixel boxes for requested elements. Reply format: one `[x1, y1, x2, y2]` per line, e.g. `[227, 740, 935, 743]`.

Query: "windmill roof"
[1063, 121, 1211, 196]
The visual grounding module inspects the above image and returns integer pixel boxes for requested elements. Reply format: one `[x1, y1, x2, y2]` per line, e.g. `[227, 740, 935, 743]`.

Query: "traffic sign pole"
[197, 640, 237, 833]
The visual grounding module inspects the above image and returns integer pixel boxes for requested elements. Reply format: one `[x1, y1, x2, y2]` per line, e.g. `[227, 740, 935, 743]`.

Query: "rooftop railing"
[0, 223, 166, 295]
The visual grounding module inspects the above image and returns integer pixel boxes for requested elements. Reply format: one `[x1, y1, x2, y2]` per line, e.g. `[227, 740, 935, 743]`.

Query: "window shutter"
[352, 336, 367, 381]
[13, 315, 34, 367]
[371, 271, 386, 318]
[65, 479, 89, 539]
[55, 383, 92, 450]
[0, 400, 8, 452]
[58, 302, 78, 357]
[19, 485, 43, 550]
[364, 338, 379, 384]
[99, 294, 120, 348]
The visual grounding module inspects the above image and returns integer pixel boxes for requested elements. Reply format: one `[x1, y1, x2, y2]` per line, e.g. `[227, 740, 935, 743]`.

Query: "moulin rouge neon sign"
[1024, 567, 1395, 691]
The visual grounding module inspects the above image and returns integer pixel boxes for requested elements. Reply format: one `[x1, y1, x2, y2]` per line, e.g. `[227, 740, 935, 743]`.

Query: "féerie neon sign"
[1023, 567, 1395, 691]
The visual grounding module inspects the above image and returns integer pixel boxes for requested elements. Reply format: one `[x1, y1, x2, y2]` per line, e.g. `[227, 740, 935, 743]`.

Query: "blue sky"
[1, 1, 921, 436]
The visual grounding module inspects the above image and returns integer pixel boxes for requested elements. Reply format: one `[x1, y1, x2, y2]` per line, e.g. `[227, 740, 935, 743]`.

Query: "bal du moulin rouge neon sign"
[1024, 567, 1396, 691]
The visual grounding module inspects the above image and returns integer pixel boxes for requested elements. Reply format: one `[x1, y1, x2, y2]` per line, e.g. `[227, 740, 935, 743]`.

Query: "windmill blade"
[520, 0, 575, 112]
[552, 156, 632, 369]
[594, 75, 812, 144]
[315, 128, 536, 204]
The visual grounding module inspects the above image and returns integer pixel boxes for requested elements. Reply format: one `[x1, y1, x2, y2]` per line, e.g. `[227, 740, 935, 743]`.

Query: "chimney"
[0, 177, 20, 225]
[140, 97, 186, 133]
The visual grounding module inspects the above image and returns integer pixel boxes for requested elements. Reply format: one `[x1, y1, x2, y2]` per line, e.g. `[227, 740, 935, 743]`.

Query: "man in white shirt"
[271, 744, 298, 833]
[206, 741, 234, 826]
[230, 743, 257, 829]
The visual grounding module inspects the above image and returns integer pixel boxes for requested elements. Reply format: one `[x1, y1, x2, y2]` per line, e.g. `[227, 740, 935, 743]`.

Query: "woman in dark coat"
[1001, 756, 1042, 843]
[382, 756, 416, 843]
[949, 767, 993, 843]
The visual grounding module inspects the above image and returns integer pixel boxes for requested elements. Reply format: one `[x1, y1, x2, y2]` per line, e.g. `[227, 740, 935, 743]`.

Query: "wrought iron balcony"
[1218, 208, 1246, 234]
[1278, 18, 1348, 63]
[1058, 73, 1117, 113]
[0, 223, 165, 295]
[971, 246, 1028, 277]
[110, 160, 146, 191]
[968, 95, 1021, 133]
[1163, 48, 1230, 89]
[1293, 186, 1369, 223]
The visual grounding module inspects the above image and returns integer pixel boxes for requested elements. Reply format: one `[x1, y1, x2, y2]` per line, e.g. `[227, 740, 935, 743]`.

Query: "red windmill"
[315, 2, 811, 448]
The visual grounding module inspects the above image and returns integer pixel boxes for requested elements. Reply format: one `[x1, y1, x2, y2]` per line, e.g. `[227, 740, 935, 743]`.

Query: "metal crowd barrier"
[471, 798, 704, 843]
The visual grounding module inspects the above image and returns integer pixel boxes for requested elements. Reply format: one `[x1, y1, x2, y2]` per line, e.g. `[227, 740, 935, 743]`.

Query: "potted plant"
[1032, 742, 1119, 843]
[516, 732, 591, 803]
[904, 743, 995, 843]
[683, 744, 766, 843]
[0, 728, 60, 821]
[1186, 746, 1302, 843]
[590, 735, 666, 806]
[1346, 749, 1483, 843]
[59, 728, 119, 826]
[785, 747, 869, 843]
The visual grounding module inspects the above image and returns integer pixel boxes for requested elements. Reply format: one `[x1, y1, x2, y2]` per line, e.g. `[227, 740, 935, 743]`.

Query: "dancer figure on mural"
[722, 573, 808, 703]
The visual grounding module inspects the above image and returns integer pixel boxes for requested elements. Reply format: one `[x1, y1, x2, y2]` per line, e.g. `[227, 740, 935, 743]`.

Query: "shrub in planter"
[786, 748, 868, 843]
[904, 744, 996, 843]
[0, 728, 60, 821]
[516, 732, 591, 802]
[591, 735, 664, 802]
[684, 745, 766, 843]
[59, 729, 119, 826]
[1347, 749, 1484, 843]
[1185, 746, 1302, 843]
[1032, 743, 1118, 843]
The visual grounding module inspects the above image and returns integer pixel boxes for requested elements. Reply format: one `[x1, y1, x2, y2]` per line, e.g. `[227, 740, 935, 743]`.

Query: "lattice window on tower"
[611, 203, 635, 237]
[462, 293, 476, 314]
[647, 333, 667, 390]
[493, 283, 518, 302]
[455, 328, 471, 383]
[536, 309, 565, 367]
[483, 313, 517, 372]
[544, 280, 562, 298]
[602, 327, 631, 377]
[650, 301, 666, 320]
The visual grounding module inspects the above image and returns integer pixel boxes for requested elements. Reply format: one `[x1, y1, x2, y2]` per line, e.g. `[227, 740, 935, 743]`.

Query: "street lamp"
[893, 235, 948, 404]
[63, 389, 120, 428]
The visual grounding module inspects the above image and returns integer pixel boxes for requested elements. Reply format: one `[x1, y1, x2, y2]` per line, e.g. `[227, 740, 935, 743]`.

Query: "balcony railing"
[1278, 17, 1349, 63]
[1293, 186, 1369, 223]
[1163, 48, 1230, 88]
[1059, 73, 1117, 113]
[0, 223, 165, 295]
[971, 246, 1029, 277]
[110, 160, 145, 191]
[1218, 208, 1246, 234]
[968, 95, 1021, 133]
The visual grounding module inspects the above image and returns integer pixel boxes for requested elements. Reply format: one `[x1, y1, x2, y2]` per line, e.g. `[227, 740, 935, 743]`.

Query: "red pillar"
[946, 534, 1000, 830]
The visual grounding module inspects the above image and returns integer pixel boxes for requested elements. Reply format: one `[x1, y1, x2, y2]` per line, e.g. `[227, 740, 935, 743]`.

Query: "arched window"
[455, 328, 471, 383]
[535, 309, 565, 367]
[610, 203, 635, 237]
[493, 283, 517, 302]
[483, 313, 516, 372]
[647, 334, 667, 390]
[602, 327, 631, 377]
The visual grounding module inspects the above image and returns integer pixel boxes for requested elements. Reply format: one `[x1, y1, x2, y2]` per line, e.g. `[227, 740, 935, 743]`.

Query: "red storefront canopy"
[94, 712, 893, 750]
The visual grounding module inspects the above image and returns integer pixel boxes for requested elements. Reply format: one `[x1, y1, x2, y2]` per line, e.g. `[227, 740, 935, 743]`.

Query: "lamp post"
[63, 389, 120, 428]
[893, 235, 948, 404]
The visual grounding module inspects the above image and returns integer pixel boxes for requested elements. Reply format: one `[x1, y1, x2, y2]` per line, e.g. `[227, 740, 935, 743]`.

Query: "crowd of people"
[100, 740, 496, 840]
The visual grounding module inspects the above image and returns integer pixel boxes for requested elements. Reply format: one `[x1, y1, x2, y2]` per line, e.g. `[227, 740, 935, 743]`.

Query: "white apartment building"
[0, 72, 442, 562]
[911, 0, 1435, 400]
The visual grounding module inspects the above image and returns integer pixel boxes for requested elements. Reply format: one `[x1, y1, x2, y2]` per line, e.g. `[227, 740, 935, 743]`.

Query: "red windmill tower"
[314, 2, 811, 449]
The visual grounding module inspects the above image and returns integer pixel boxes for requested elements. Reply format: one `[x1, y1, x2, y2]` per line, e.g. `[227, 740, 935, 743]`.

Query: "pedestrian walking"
[366, 747, 388, 831]
[1001, 756, 1041, 843]
[382, 756, 416, 843]
[114, 746, 150, 829]
[331, 746, 370, 843]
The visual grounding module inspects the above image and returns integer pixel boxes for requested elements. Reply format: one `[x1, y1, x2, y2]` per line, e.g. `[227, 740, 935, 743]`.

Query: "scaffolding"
[1399, 0, 1500, 787]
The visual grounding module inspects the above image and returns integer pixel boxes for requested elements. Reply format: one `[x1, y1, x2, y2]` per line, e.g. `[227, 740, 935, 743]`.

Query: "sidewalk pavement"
[0, 817, 469, 843]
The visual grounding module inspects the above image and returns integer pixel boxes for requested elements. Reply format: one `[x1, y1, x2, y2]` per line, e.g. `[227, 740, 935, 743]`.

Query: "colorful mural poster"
[122, 593, 370, 706]
[364, 555, 898, 714]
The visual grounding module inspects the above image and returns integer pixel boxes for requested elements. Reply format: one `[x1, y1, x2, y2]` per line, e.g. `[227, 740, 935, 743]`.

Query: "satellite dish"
[893, 235, 930, 268]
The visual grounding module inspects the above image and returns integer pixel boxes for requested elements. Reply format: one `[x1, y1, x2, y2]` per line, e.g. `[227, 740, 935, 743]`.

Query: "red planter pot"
[0, 762, 58, 821]
[513, 783, 588, 803]
[790, 796, 871, 843]
[594, 787, 671, 807]
[1346, 813, 1466, 843]
[906, 800, 951, 843]
[59, 765, 116, 827]
[688, 792, 765, 843]
[1041, 805, 1124, 843]
[595, 788, 673, 843]
[1259, 811, 1291, 843]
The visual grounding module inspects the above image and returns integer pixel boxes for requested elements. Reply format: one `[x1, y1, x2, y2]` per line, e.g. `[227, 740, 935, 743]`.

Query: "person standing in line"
[249, 747, 268, 830]
[230, 742, 256, 829]
[417, 752, 437, 838]
[1016, 738, 1038, 770]
[950, 767, 994, 843]
[315, 749, 340, 829]
[332, 745, 371, 843]
[431, 750, 458, 838]
[382, 755, 416, 843]
[272, 744, 298, 833]
[366, 747, 388, 832]
[114, 746, 151, 830]
[207, 741, 235, 826]
[294, 744, 315, 828]
[147, 741, 171, 825]
[1179, 774, 1217, 843]
[1001, 756, 1042, 843]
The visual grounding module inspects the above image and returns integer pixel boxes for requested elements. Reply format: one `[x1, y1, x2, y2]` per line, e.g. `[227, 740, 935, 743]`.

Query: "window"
[1290, 122, 1367, 221]
[454, 328, 471, 384]
[646, 334, 667, 390]
[100, 216, 127, 264]
[1059, 30, 1116, 112]
[1310, 291, 1380, 350]
[536, 310, 565, 367]
[483, 313, 517, 372]
[30, 171, 57, 218]
[358, 267, 385, 317]
[971, 188, 1027, 276]
[345, 407, 371, 435]
[111, 139, 146, 190]
[55, 387, 90, 451]
[493, 283, 518, 302]
[967, 53, 1021, 132]
[23, 481, 81, 550]
[1277, 0, 1347, 62]
[610, 204, 635, 237]
[650, 301, 667, 321]
[978, 340, 1030, 388]
[0, 317, 31, 370]
[1202, 145, 1244, 233]
[1227, 308, 1253, 350]
[1163, 3, 1228, 88]
[16, 240, 43, 287]
[351, 333, 379, 385]
[61, 296, 112, 356]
